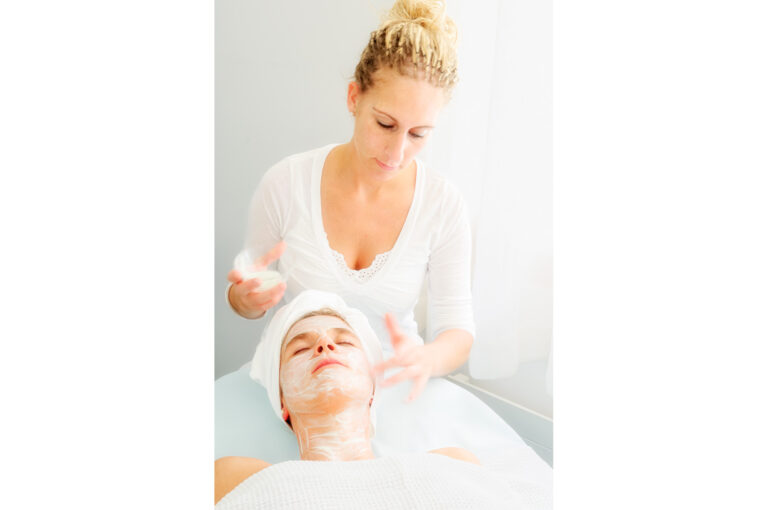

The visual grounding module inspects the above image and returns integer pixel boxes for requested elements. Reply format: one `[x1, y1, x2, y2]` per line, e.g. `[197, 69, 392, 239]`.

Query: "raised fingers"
[407, 373, 429, 402]
[257, 241, 286, 268]
[227, 269, 244, 284]
[373, 354, 403, 375]
[384, 313, 401, 336]
[384, 313, 408, 350]
[381, 366, 417, 387]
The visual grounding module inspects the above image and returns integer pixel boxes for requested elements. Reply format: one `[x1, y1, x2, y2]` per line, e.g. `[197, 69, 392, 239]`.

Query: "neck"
[290, 402, 375, 461]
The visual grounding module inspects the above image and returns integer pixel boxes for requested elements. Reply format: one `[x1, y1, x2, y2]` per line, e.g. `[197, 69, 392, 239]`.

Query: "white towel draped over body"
[215, 453, 551, 510]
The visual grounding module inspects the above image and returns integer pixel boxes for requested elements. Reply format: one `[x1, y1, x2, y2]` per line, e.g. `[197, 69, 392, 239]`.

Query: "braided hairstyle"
[354, 0, 458, 94]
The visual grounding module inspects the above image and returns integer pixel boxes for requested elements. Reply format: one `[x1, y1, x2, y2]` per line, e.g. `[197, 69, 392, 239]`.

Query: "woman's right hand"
[227, 241, 287, 319]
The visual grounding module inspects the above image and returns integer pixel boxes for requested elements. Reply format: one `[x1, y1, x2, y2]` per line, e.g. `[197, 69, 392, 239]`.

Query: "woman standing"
[227, 0, 474, 401]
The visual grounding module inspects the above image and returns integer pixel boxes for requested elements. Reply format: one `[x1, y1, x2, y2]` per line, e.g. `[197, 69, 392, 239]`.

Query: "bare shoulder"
[214, 456, 271, 504]
[428, 446, 482, 465]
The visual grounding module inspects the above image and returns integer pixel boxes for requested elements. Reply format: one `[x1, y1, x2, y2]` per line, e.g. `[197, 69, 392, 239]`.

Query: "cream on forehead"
[279, 312, 374, 460]
[279, 331, 375, 460]
[283, 315, 354, 350]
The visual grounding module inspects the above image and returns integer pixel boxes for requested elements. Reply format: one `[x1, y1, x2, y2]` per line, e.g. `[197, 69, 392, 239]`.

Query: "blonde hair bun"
[354, 0, 459, 93]
[383, 0, 457, 45]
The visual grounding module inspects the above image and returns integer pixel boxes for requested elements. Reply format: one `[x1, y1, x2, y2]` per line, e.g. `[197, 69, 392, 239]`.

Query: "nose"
[385, 133, 407, 166]
[315, 333, 336, 354]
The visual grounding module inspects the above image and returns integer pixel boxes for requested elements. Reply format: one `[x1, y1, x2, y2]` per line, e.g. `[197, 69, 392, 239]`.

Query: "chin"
[372, 161, 405, 179]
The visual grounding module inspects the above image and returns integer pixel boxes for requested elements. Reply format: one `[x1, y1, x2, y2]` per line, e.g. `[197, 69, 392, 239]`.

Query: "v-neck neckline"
[311, 143, 424, 287]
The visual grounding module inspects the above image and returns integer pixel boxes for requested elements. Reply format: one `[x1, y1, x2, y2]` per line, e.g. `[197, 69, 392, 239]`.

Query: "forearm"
[424, 328, 473, 377]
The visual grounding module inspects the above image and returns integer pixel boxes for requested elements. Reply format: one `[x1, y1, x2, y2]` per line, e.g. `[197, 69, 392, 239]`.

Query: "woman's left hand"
[373, 313, 435, 402]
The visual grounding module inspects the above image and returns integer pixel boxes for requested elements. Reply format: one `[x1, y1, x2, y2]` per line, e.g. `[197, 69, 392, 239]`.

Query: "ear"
[347, 81, 361, 116]
[281, 398, 290, 423]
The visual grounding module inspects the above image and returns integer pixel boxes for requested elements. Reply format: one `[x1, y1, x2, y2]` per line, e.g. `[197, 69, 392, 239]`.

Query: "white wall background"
[216, 0, 552, 418]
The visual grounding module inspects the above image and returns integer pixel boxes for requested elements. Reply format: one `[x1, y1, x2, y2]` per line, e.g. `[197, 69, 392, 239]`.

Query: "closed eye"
[377, 120, 427, 139]
[292, 347, 309, 356]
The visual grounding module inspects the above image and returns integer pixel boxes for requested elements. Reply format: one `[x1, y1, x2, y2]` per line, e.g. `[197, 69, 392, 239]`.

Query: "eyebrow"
[372, 107, 434, 130]
[283, 327, 358, 353]
[283, 332, 311, 353]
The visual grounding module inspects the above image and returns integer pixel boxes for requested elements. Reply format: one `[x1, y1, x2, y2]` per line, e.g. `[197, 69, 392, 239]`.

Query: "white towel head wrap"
[250, 290, 383, 431]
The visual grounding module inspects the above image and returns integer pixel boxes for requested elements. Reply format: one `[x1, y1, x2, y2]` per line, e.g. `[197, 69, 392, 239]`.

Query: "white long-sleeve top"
[232, 144, 475, 354]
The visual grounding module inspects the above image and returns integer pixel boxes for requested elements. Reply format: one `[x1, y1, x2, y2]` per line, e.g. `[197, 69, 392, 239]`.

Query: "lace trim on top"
[330, 248, 391, 283]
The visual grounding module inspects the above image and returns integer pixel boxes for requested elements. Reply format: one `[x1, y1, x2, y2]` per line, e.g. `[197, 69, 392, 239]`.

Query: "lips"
[312, 358, 345, 373]
[375, 159, 398, 171]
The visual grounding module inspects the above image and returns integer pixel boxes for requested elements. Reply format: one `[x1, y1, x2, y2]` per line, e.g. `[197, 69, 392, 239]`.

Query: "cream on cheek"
[278, 316, 376, 461]
[280, 345, 373, 414]
[279, 317, 374, 414]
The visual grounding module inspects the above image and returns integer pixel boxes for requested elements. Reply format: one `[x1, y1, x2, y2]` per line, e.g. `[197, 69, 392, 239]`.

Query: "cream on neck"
[289, 400, 374, 461]
[280, 315, 376, 461]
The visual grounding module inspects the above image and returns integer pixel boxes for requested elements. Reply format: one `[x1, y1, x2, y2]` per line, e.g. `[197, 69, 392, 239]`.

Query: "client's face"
[279, 314, 374, 419]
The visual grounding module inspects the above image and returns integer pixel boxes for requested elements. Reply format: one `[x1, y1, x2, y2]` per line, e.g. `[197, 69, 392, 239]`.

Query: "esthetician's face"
[347, 66, 446, 180]
[279, 315, 374, 418]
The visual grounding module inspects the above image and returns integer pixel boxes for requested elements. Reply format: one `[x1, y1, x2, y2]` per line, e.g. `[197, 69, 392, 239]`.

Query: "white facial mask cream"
[242, 270, 284, 291]
[279, 315, 376, 461]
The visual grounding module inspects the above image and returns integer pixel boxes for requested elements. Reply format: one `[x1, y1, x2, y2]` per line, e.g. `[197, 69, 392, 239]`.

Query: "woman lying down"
[215, 290, 530, 509]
